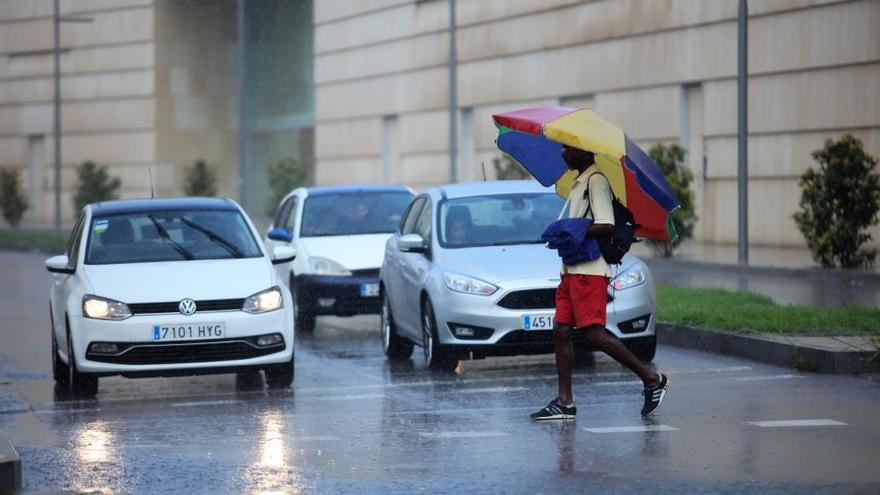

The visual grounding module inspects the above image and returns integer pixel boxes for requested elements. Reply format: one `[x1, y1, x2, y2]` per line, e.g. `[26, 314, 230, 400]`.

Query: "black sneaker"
[530, 399, 576, 421]
[641, 373, 669, 416]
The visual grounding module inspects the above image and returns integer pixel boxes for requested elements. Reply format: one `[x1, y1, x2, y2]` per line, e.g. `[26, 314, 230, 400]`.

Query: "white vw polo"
[46, 198, 297, 396]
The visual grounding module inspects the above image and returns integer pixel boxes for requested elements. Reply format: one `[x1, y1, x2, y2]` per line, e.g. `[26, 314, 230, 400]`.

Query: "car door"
[386, 196, 425, 337]
[398, 197, 434, 340]
[52, 210, 86, 348]
[268, 195, 299, 285]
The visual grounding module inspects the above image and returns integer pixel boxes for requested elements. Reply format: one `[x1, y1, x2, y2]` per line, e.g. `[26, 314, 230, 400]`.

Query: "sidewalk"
[632, 242, 880, 308]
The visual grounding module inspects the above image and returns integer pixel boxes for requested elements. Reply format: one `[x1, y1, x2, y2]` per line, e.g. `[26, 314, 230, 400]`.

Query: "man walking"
[530, 145, 669, 421]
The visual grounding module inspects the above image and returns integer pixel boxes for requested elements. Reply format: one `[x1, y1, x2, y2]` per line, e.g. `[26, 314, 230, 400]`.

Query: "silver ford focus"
[379, 180, 657, 371]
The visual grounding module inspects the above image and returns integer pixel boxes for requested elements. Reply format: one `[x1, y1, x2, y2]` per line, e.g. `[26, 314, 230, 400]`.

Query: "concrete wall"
[0, 0, 157, 225]
[313, 0, 880, 249]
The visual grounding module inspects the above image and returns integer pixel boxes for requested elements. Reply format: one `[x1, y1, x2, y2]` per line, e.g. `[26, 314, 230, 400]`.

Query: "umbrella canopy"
[492, 106, 679, 241]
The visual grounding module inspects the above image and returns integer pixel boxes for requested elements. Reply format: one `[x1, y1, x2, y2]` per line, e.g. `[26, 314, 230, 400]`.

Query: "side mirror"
[271, 245, 297, 265]
[398, 233, 427, 253]
[267, 227, 293, 243]
[46, 255, 74, 274]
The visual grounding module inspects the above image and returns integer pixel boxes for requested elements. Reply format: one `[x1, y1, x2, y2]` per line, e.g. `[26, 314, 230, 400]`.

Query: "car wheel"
[382, 292, 414, 360]
[50, 307, 70, 385]
[66, 320, 98, 397]
[627, 336, 657, 363]
[421, 299, 458, 372]
[290, 275, 315, 333]
[265, 353, 295, 388]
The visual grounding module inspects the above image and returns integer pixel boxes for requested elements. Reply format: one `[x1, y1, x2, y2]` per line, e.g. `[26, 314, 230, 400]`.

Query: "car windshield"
[85, 209, 263, 264]
[300, 191, 413, 237]
[438, 193, 566, 248]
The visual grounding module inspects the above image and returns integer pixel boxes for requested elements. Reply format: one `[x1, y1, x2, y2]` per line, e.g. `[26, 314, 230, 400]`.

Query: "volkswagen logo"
[178, 298, 197, 316]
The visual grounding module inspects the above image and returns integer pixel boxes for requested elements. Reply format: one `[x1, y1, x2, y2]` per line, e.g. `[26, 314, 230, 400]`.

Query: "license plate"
[360, 283, 379, 297]
[522, 314, 554, 331]
[152, 322, 225, 341]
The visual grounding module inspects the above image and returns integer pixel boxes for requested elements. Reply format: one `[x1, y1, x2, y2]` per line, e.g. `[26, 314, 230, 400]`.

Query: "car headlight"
[243, 286, 284, 314]
[443, 271, 498, 296]
[611, 266, 647, 290]
[82, 295, 132, 320]
[309, 257, 351, 276]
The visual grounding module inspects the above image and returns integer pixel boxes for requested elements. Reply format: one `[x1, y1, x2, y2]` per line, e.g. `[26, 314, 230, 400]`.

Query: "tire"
[66, 320, 98, 397]
[627, 336, 657, 363]
[265, 353, 295, 388]
[51, 308, 69, 385]
[290, 275, 316, 333]
[421, 299, 458, 372]
[381, 291, 414, 360]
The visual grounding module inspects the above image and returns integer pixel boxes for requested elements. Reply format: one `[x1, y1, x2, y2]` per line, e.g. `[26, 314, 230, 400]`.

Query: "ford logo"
[178, 298, 197, 316]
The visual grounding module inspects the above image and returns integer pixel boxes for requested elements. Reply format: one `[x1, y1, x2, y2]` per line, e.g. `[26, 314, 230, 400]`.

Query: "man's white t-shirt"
[561, 165, 615, 278]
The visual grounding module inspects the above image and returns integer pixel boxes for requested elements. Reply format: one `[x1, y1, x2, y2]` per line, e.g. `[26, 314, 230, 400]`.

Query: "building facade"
[313, 0, 880, 248]
[0, 0, 313, 225]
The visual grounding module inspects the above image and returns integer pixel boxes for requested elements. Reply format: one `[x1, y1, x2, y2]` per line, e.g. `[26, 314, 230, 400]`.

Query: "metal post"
[53, 0, 62, 231]
[237, 0, 251, 212]
[737, 0, 749, 265]
[448, 0, 458, 183]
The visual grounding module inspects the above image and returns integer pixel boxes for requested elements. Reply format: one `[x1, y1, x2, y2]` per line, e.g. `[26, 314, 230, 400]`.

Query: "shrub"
[0, 168, 28, 228]
[183, 160, 217, 197]
[794, 134, 880, 268]
[493, 153, 530, 180]
[646, 143, 696, 257]
[266, 156, 307, 216]
[73, 161, 121, 211]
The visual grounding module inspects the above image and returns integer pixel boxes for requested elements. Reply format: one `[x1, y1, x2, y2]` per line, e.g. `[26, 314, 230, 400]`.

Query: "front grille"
[497, 289, 614, 310]
[87, 339, 284, 365]
[351, 268, 380, 278]
[129, 298, 245, 315]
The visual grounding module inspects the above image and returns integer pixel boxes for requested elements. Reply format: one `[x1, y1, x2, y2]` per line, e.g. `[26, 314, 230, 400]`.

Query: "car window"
[438, 193, 565, 248]
[85, 209, 263, 265]
[414, 200, 432, 243]
[283, 197, 298, 232]
[300, 191, 413, 237]
[401, 196, 426, 235]
[273, 196, 295, 229]
[66, 211, 86, 268]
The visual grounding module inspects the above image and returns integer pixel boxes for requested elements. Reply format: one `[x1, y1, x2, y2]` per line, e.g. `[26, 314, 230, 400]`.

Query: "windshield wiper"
[179, 218, 244, 258]
[147, 215, 193, 260]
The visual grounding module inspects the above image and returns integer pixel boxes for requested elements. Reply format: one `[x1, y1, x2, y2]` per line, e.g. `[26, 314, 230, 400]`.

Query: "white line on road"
[171, 399, 242, 408]
[748, 419, 848, 428]
[312, 393, 386, 401]
[734, 374, 807, 382]
[34, 408, 100, 415]
[420, 431, 511, 439]
[584, 425, 679, 433]
[289, 435, 340, 442]
[457, 386, 529, 394]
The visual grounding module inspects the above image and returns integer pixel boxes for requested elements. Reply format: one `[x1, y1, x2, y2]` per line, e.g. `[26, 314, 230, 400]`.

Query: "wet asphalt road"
[1, 250, 880, 494]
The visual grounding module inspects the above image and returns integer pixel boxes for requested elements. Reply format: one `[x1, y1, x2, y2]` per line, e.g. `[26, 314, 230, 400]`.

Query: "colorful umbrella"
[492, 106, 679, 241]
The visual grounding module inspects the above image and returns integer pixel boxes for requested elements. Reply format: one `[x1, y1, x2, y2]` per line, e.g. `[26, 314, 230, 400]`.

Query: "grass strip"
[0, 229, 68, 254]
[657, 285, 880, 335]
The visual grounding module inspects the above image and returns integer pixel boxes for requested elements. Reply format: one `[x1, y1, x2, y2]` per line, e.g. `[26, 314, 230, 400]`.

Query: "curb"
[0, 430, 20, 495]
[657, 323, 880, 374]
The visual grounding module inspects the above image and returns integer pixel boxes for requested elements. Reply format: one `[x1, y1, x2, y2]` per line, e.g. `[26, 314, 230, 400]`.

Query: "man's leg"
[553, 323, 575, 405]
[582, 325, 658, 387]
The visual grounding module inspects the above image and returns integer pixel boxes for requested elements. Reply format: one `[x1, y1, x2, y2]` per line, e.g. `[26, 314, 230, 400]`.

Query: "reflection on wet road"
[1, 251, 879, 494]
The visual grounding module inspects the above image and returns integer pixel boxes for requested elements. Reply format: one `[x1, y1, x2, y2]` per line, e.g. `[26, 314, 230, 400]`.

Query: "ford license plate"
[360, 283, 379, 297]
[522, 314, 554, 331]
[152, 322, 225, 341]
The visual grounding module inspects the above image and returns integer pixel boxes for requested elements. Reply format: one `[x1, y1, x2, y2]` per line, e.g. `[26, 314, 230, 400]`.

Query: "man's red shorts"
[554, 274, 610, 329]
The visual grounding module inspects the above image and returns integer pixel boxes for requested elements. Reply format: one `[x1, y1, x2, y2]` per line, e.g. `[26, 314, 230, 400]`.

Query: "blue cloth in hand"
[541, 217, 602, 265]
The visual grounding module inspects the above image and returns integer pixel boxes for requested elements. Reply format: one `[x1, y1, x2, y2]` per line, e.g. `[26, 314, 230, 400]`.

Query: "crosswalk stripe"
[584, 425, 678, 433]
[171, 399, 242, 408]
[748, 419, 848, 428]
[420, 431, 511, 439]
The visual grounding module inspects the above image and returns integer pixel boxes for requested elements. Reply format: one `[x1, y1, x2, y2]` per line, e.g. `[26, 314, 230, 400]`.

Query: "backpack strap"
[583, 170, 605, 219]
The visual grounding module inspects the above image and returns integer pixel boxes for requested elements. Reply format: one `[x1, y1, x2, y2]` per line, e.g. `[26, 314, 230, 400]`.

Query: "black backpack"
[585, 174, 639, 265]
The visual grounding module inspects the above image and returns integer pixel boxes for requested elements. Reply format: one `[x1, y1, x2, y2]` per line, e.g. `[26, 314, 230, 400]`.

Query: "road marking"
[457, 386, 528, 394]
[34, 408, 100, 415]
[171, 399, 242, 408]
[312, 393, 386, 401]
[734, 374, 806, 382]
[420, 431, 511, 439]
[289, 435, 340, 442]
[748, 419, 848, 428]
[584, 425, 679, 433]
